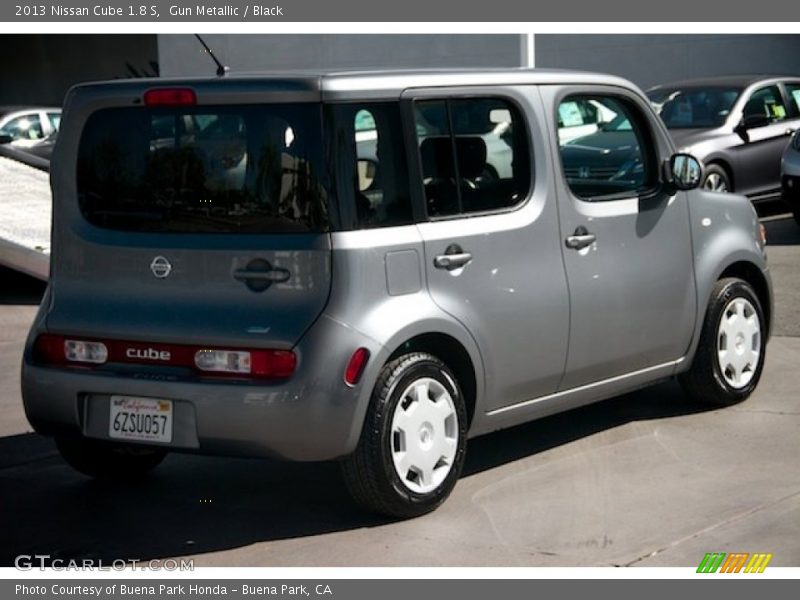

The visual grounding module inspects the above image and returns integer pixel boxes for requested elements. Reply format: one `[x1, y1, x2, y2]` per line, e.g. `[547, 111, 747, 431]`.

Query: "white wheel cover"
[390, 377, 459, 494]
[717, 297, 761, 389]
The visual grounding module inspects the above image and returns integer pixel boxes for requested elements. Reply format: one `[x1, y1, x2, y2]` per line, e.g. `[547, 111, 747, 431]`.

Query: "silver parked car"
[647, 75, 800, 202]
[22, 70, 772, 517]
[781, 130, 800, 225]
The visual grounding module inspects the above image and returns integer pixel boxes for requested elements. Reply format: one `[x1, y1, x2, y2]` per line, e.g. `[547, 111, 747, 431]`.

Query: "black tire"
[55, 435, 166, 479]
[679, 278, 766, 406]
[703, 164, 732, 193]
[341, 352, 468, 518]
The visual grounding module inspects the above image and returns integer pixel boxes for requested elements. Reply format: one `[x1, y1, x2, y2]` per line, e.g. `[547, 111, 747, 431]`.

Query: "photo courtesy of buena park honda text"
[0, 0, 799, 597]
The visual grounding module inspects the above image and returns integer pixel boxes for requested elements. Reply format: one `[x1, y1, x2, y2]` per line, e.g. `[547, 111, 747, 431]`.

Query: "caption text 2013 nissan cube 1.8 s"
[21, 69, 773, 518]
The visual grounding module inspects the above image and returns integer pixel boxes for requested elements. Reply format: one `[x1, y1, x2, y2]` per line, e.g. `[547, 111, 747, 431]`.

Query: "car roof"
[70, 68, 639, 101]
[646, 74, 800, 92]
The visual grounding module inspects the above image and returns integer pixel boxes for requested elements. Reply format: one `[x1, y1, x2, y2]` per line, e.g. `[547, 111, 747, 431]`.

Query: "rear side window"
[557, 95, 657, 201]
[787, 83, 800, 115]
[413, 97, 531, 218]
[77, 104, 330, 233]
[332, 102, 413, 229]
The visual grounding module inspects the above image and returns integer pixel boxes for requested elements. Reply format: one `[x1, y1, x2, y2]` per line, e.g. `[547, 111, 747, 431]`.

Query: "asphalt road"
[1, 216, 799, 567]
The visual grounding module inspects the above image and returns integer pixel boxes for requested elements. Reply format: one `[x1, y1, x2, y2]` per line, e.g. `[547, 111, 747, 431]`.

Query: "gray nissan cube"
[21, 69, 773, 518]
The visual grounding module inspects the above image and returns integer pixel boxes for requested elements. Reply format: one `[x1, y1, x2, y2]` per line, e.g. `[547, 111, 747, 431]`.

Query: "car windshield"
[647, 86, 742, 129]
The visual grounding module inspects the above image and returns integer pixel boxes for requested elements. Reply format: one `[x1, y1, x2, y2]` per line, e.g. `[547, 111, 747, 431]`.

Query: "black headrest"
[454, 136, 487, 179]
[419, 135, 487, 180]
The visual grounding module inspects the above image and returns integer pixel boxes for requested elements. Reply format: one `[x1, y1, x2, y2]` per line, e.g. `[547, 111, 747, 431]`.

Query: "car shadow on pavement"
[0, 266, 46, 306]
[0, 379, 711, 566]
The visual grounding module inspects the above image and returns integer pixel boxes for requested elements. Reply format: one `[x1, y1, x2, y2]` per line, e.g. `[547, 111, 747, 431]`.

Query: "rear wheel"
[679, 278, 766, 406]
[55, 435, 166, 479]
[703, 164, 731, 193]
[341, 352, 467, 518]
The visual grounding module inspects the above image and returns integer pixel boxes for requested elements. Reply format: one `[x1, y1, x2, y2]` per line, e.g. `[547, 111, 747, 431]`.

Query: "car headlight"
[792, 131, 800, 151]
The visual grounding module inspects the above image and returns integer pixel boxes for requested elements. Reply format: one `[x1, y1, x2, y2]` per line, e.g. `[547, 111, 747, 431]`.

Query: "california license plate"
[109, 396, 173, 443]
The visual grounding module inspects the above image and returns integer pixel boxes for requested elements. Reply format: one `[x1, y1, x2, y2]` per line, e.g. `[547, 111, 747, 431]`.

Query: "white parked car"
[0, 106, 61, 148]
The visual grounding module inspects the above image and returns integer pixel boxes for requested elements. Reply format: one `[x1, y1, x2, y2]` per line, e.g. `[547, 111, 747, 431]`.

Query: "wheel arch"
[718, 260, 772, 335]
[387, 332, 479, 428]
[704, 158, 735, 192]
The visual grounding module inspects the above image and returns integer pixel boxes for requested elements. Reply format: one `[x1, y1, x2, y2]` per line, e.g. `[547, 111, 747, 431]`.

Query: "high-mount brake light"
[143, 88, 197, 107]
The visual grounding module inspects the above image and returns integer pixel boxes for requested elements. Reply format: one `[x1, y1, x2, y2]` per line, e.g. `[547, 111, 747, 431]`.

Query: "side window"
[47, 112, 61, 132]
[413, 97, 531, 217]
[744, 85, 787, 122]
[335, 102, 413, 229]
[557, 98, 605, 144]
[784, 83, 800, 116]
[0, 114, 44, 141]
[557, 95, 656, 201]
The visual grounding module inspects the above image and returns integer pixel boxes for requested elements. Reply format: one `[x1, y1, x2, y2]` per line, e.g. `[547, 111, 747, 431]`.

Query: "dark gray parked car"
[648, 75, 800, 202]
[22, 70, 772, 517]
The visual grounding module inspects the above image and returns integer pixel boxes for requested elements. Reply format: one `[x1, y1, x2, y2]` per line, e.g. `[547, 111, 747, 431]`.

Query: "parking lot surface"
[1, 216, 799, 567]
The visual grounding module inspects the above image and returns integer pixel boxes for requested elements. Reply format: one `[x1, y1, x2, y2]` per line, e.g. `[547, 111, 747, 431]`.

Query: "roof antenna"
[195, 34, 229, 77]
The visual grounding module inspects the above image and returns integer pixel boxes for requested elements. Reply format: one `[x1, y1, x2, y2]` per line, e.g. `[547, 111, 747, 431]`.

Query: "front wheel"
[702, 164, 731, 193]
[341, 352, 468, 518]
[679, 278, 766, 406]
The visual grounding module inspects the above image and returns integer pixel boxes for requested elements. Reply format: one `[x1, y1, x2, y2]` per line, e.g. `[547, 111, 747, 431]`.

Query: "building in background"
[1, 34, 799, 106]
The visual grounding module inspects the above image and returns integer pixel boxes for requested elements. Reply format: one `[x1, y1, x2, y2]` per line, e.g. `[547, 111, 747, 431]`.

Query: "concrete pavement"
[1, 216, 798, 567]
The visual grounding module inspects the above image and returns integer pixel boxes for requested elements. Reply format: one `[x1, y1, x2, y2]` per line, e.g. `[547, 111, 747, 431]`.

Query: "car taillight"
[143, 88, 196, 107]
[344, 348, 370, 386]
[194, 349, 296, 378]
[33, 334, 295, 379]
[34, 334, 108, 365]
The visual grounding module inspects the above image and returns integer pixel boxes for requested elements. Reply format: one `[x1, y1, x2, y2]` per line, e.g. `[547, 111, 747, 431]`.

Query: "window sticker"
[558, 102, 584, 128]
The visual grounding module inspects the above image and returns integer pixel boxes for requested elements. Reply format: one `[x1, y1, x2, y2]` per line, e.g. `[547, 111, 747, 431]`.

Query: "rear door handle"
[434, 243, 473, 270]
[565, 227, 596, 250]
[233, 269, 290, 282]
[434, 252, 472, 270]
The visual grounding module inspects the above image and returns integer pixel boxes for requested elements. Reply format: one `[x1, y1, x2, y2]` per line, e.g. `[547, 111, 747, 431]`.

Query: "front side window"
[77, 104, 330, 233]
[558, 95, 656, 201]
[743, 85, 787, 122]
[786, 83, 800, 115]
[413, 97, 531, 217]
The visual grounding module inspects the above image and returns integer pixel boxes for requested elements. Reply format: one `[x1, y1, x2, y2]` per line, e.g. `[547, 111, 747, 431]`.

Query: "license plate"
[109, 396, 173, 443]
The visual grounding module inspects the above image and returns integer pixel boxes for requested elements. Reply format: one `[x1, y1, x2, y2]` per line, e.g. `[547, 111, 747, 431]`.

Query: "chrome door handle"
[233, 269, 290, 282]
[565, 227, 596, 250]
[434, 252, 473, 270]
[786, 128, 796, 136]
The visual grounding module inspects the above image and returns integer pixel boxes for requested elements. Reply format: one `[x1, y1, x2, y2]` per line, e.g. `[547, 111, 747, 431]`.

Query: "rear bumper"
[21, 315, 386, 462]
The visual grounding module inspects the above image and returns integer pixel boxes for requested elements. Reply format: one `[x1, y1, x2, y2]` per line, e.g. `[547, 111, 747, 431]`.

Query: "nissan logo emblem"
[150, 256, 172, 279]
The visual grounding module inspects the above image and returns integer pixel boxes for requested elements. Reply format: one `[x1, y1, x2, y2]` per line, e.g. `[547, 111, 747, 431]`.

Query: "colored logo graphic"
[697, 552, 773, 573]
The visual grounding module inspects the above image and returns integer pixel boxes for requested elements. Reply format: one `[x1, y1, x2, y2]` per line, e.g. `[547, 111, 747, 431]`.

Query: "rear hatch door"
[47, 78, 333, 350]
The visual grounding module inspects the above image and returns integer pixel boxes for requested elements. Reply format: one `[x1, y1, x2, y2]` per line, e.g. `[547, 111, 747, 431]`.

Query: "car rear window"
[77, 104, 331, 233]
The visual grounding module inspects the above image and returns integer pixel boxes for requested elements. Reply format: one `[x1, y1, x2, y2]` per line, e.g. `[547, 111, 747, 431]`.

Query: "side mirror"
[0, 134, 12, 144]
[735, 114, 771, 141]
[667, 153, 703, 191]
